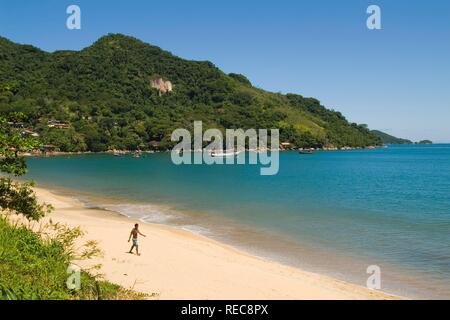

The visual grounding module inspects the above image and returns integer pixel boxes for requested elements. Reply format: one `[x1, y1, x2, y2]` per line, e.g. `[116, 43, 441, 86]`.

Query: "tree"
[0, 113, 52, 221]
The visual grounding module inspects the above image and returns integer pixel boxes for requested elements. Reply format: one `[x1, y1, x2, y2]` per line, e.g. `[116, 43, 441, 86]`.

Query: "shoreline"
[22, 145, 385, 157]
[32, 186, 399, 300]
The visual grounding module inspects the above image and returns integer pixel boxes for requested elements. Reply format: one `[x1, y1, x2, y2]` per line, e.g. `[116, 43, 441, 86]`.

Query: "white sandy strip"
[32, 187, 398, 300]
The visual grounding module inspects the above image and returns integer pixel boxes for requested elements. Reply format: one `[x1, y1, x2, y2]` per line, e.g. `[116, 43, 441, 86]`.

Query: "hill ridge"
[0, 34, 381, 152]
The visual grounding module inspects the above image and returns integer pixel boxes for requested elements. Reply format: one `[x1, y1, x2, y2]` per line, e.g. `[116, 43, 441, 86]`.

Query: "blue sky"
[1, 0, 449, 142]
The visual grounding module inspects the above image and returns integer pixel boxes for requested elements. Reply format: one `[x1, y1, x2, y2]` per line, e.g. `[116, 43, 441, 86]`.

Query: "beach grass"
[0, 215, 147, 300]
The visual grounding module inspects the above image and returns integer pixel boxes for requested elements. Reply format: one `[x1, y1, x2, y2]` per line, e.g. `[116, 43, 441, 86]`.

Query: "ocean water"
[24, 145, 450, 299]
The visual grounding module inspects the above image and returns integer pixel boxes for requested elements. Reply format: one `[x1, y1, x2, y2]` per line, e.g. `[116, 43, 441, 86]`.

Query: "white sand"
[32, 187, 398, 300]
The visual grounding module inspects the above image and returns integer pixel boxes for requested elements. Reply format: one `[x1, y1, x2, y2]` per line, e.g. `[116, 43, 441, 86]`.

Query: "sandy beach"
[29, 187, 398, 300]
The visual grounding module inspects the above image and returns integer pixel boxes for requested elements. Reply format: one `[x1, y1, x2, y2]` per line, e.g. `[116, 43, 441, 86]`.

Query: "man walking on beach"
[128, 223, 146, 256]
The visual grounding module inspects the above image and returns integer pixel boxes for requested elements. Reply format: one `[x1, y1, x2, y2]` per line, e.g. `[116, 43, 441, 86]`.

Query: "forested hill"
[0, 34, 381, 152]
[371, 130, 413, 145]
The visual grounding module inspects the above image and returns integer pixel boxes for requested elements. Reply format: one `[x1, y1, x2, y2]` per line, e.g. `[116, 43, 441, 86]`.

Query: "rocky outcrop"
[150, 77, 173, 95]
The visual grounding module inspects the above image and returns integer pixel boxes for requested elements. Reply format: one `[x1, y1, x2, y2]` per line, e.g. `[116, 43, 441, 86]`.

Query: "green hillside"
[371, 130, 412, 145]
[0, 34, 381, 151]
[417, 140, 433, 144]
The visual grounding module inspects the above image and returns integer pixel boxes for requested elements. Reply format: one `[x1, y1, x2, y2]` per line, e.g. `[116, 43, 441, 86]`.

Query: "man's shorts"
[132, 238, 138, 246]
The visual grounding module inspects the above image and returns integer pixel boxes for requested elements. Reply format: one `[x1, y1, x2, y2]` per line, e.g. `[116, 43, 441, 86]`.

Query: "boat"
[173, 149, 183, 156]
[298, 149, 314, 154]
[113, 151, 124, 157]
[133, 150, 142, 158]
[210, 150, 241, 158]
[112, 149, 127, 157]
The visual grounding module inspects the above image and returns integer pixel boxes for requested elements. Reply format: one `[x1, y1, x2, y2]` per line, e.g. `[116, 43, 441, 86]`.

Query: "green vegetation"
[0, 217, 146, 300]
[0, 114, 147, 300]
[371, 130, 413, 145]
[417, 140, 432, 144]
[0, 34, 381, 151]
[0, 113, 49, 220]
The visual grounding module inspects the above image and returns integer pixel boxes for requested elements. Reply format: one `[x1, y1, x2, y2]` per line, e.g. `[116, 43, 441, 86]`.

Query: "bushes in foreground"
[0, 216, 147, 300]
[0, 113, 151, 300]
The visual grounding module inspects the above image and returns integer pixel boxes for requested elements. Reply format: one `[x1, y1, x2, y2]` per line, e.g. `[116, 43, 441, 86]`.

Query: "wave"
[102, 203, 178, 223]
[90, 202, 214, 237]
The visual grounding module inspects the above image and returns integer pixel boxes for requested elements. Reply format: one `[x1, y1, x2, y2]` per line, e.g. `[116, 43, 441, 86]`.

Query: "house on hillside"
[41, 144, 59, 153]
[149, 141, 161, 151]
[47, 120, 70, 129]
[21, 129, 40, 137]
[8, 121, 24, 129]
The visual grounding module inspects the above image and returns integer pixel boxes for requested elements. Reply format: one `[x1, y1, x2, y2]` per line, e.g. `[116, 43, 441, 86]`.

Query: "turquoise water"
[24, 145, 450, 299]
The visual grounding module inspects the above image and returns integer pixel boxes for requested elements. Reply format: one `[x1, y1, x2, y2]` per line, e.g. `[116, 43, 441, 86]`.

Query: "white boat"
[210, 150, 241, 158]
